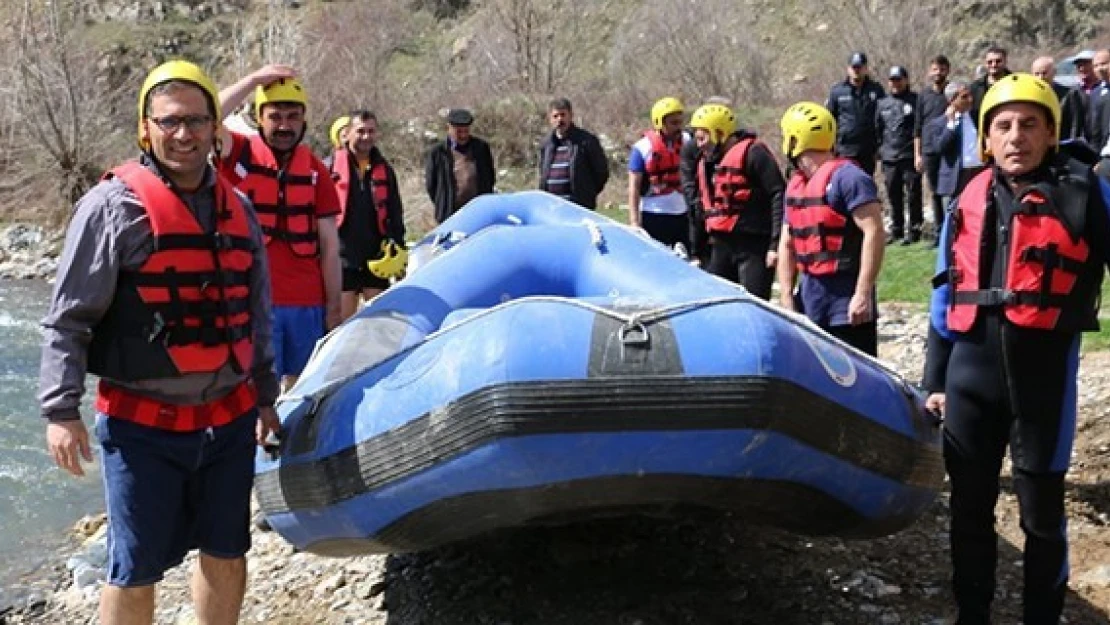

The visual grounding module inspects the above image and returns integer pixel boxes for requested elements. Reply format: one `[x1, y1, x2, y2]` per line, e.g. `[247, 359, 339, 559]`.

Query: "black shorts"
[342, 267, 390, 292]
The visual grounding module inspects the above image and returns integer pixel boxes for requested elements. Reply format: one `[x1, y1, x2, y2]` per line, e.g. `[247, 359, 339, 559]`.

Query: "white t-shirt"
[628, 132, 691, 215]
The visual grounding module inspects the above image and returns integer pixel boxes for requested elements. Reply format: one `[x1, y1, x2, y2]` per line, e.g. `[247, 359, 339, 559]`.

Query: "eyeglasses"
[147, 115, 213, 133]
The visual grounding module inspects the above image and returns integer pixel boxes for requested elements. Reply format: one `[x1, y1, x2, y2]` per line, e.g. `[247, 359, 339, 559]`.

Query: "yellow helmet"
[779, 102, 836, 159]
[137, 60, 219, 149]
[651, 97, 685, 130]
[254, 78, 308, 119]
[978, 72, 1061, 161]
[367, 240, 409, 280]
[329, 115, 350, 148]
[689, 103, 736, 142]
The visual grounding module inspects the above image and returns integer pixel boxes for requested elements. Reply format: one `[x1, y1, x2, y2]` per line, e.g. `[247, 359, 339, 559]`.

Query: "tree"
[2, 0, 127, 219]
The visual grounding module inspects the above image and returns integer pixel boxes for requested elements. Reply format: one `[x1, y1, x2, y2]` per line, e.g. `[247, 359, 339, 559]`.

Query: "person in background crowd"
[329, 115, 350, 149]
[924, 72, 1110, 625]
[40, 59, 280, 625]
[970, 45, 1011, 118]
[876, 65, 922, 244]
[425, 108, 496, 224]
[1072, 49, 1099, 95]
[538, 98, 609, 209]
[628, 97, 691, 252]
[1087, 49, 1110, 151]
[915, 55, 951, 246]
[332, 110, 406, 319]
[776, 102, 885, 356]
[928, 81, 983, 208]
[689, 103, 785, 298]
[1031, 56, 1087, 142]
[218, 67, 343, 390]
[826, 51, 886, 176]
[681, 96, 732, 265]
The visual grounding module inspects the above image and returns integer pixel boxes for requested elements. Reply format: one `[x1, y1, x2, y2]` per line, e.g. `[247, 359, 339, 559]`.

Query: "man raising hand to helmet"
[776, 102, 886, 355]
[40, 60, 280, 624]
[217, 66, 342, 390]
[923, 73, 1110, 625]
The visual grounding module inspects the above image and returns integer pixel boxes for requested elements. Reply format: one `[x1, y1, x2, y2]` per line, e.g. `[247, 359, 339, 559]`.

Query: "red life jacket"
[698, 137, 755, 234]
[90, 161, 257, 431]
[643, 130, 682, 196]
[946, 167, 1094, 332]
[784, 158, 860, 276]
[331, 148, 391, 236]
[233, 134, 320, 257]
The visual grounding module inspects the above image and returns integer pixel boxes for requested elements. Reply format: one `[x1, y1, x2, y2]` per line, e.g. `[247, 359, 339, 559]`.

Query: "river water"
[0, 280, 103, 604]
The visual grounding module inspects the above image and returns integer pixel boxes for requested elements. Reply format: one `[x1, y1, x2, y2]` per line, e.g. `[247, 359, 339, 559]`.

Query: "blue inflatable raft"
[255, 192, 943, 556]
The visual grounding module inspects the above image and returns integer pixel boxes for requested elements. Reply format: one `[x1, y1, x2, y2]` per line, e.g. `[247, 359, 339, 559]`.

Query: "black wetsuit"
[923, 156, 1110, 624]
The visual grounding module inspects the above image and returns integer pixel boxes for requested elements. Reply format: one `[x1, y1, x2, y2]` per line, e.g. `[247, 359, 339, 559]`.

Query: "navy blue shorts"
[272, 305, 325, 377]
[95, 410, 257, 587]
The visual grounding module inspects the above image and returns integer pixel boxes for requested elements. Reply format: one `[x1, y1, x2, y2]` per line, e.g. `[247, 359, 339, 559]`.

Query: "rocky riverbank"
[0, 225, 63, 281]
[4, 306, 1110, 625]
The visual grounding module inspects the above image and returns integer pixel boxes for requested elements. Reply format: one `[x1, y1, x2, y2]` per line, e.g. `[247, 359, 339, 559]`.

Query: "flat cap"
[447, 108, 473, 125]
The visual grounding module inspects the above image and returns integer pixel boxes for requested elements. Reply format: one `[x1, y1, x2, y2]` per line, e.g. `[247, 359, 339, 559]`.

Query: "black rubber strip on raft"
[255, 376, 944, 516]
[302, 474, 923, 556]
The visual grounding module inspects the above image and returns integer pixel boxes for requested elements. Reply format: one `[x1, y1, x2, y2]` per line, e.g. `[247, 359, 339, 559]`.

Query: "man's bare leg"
[192, 553, 246, 625]
[100, 584, 156, 625]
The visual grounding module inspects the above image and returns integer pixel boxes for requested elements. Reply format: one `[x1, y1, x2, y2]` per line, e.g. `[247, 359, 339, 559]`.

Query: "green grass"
[879, 243, 1110, 351]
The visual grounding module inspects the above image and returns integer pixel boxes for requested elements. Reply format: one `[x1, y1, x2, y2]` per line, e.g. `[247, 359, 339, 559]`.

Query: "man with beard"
[688, 102, 785, 299]
[969, 45, 1011, 118]
[332, 110, 406, 319]
[825, 52, 886, 176]
[218, 66, 342, 389]
[915, 55, 951, 246]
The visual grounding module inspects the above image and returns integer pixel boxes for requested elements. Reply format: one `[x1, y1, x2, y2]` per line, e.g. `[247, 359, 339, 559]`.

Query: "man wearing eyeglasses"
[217, 66, 342, 391]
[39, 60, 281, 624]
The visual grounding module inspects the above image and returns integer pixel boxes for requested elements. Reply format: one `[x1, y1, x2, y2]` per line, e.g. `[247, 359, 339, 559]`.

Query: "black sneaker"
[900, 238, 914, 246]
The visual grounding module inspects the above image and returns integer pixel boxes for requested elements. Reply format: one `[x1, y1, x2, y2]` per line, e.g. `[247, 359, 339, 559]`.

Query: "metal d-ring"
[618, 320, 650, 347]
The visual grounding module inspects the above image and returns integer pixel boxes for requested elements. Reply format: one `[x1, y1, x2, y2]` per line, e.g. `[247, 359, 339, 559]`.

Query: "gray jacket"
[39, 158, 279, 421]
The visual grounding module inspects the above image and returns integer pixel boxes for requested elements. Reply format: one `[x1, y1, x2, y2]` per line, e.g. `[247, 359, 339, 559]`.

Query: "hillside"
[2, 0, 1109, 229]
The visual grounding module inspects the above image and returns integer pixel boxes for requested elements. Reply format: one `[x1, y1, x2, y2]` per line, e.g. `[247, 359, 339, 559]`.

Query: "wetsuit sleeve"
[38, 186, 120, 421]
[241, 195, 280, 408]
[748, 142, 786, 246]
[922, 200, 957, 392]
